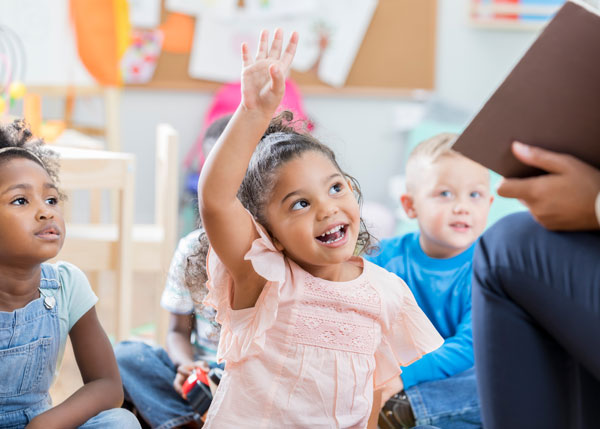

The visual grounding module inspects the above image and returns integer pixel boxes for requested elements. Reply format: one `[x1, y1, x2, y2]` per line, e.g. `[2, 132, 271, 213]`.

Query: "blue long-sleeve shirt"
[367, 232, 474, 388]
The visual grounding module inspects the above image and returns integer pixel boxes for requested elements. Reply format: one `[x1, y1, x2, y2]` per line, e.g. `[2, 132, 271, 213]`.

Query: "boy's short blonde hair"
[405, 133, 460, 192]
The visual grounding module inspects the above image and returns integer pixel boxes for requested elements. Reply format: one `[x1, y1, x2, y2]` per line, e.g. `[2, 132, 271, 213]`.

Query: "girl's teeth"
[321, 225, 343, 237]
[325, 230, 345, 244]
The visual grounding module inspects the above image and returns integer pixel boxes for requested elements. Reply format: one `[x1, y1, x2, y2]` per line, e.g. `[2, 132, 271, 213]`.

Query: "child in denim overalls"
[0, 120, 140, 429]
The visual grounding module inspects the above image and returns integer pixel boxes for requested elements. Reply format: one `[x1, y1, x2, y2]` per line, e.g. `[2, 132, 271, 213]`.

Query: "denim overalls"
[0, 264, 60, 427]
[0, 264, 140, 429]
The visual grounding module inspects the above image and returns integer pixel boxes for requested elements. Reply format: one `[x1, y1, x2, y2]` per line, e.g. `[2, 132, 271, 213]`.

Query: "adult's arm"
[497, 142, 600, 231]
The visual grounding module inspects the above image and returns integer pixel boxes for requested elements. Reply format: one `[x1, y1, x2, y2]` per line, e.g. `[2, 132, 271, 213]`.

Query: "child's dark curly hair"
[183, 228, 211, 308]
[237, 111, 375, 254]
[0, 119, 61, 190]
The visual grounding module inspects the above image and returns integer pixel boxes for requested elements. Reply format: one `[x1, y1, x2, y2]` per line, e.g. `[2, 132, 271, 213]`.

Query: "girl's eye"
[46, 197, 59, 205]
[291, 200, 309, 211]
[329, 183, 343, 195]
[440, 190, 452, 198]
[11, 197, 28, 206]
[470, 191, 482, 198]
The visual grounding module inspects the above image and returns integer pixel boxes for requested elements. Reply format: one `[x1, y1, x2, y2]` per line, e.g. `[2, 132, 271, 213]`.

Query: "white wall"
[435, 0, 540, 113]
[3, 0, 545, 229]
[117, 0, 543, 227]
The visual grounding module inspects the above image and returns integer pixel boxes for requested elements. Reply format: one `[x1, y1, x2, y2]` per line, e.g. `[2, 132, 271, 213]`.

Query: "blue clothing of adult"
[368, 232, 481, 428]
[0, 263, 140, 429]
[472, 212, 600, 429]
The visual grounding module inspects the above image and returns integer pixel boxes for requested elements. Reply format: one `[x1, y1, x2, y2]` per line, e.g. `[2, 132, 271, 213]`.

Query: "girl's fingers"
[241, 42, 251, 67]
[269, 64, 284, 92]
[268, 28, 284, 59]
[256, 29, 269, 60]
[280, 31, 299, 70]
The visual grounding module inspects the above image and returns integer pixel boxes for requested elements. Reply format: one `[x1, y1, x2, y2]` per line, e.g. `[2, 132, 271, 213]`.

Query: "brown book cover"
[452, 1, 600, 178]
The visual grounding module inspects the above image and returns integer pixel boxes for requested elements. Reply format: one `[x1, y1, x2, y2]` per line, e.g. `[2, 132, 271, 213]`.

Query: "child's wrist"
[239, 102, 276, 123]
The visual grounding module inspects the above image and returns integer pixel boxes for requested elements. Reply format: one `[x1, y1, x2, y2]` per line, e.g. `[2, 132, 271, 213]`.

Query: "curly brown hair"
[237, 111, 375, 254]
[0, 119, 62, 193]
[183, 228, 211, 308]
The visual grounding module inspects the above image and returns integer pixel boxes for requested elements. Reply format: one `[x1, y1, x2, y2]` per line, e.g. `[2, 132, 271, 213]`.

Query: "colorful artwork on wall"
[470, 0, 566, 29]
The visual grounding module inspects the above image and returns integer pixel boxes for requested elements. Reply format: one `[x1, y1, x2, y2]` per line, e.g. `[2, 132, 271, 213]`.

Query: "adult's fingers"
[511, 141, 573, 174]
[496, 176, 537, 200]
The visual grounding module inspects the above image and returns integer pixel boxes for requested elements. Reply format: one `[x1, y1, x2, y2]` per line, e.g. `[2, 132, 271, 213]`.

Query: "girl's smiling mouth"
[315, 224, 348, 246]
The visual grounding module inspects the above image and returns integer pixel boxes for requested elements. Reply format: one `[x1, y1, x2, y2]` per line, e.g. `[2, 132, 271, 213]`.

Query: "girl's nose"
[317, 202, 339, 220]
[36, 205, 54, 221]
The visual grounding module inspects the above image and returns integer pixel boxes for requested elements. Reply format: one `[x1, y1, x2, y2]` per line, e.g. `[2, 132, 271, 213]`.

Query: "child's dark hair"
[202, 114, 233, 158]
[0, 119, 61, 188]
[182, 114, 232, 308]
[183, 229, 212, 306]
[237, 111, 374, 254]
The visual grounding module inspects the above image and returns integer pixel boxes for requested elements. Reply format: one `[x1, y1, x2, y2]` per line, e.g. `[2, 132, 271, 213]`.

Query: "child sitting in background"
[197, 28, 443, 428]
[115, 115, 232, 429]
[0, 120, 139, 429]
[115, 229, 212, 429]
[369, 133, 493, 429]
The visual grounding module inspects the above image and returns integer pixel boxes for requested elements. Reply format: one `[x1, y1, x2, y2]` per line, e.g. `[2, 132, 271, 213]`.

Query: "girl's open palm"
[241, 29, 298, 114]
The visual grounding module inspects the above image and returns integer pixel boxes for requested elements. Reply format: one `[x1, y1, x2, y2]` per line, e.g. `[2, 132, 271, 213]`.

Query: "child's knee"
[114, 341, 149, 368]
[82, 408, 141, 428]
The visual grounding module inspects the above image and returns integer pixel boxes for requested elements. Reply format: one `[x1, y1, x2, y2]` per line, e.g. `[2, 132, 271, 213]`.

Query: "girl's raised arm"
[198, 29, 298, 309]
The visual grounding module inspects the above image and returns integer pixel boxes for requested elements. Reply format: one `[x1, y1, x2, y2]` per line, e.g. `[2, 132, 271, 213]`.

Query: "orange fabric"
[23, 93, 41, 137]
[70, 0, 130, 85]
[160, 13, 195, 54]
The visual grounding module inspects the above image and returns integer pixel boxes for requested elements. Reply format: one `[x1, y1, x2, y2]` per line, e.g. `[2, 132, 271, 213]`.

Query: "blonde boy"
[370, 133, 493, 429]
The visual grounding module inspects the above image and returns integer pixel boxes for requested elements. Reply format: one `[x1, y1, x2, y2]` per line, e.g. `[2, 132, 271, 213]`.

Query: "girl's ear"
[400, 194, 417, 219]
[272, 235, 285, 252]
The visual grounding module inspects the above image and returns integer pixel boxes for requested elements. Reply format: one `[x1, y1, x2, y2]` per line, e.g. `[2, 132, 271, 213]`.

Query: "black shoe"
[378, 390, 416, 429]
[122, 399, 151, 429]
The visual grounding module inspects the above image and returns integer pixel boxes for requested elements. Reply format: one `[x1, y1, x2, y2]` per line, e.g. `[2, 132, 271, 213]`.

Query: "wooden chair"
[130, 123, 179, 345]
[25, 85, 121, 224]
[51, 146, 135, 341]
[53, 124, 179, 344]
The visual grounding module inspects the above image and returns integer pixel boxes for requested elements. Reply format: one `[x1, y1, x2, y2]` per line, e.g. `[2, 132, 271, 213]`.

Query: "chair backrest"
[25, 85, 120, 151]
[154, 123, 179, 270]
[149, 124, 179, 345]
[51, 145, 135, 341]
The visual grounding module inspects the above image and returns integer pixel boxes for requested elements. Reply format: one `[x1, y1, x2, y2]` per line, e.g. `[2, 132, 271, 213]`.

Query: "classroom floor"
[49, 272, 164, 404]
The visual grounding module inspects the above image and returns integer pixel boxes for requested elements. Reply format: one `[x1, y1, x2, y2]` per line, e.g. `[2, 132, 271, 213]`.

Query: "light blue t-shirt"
[41, 261, 98, 378]
[367, 232, 474, 388]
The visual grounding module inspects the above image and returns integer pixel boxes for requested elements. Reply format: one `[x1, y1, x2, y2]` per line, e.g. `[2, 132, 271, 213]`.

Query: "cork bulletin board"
[132, 0, 437, 95]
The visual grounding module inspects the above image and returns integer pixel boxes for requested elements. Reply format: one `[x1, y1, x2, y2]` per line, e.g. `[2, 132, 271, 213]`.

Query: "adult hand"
[497, 142, 600, 231]
[240, 28, 298, 115]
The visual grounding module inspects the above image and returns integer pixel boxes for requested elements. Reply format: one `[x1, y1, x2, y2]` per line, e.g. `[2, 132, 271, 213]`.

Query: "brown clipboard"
[452, 1, 600, 178]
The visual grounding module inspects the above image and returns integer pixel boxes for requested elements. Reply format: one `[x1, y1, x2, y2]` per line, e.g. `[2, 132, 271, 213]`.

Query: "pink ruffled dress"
[203, 221, 443, 428]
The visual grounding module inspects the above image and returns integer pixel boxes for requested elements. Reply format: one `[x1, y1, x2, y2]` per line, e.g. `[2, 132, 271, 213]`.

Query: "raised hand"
[497, 142, 600, 230]
[240, 29, 298, 115]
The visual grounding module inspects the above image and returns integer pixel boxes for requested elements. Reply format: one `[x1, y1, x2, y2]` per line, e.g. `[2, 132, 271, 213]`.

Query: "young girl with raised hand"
[0, 120, 140, 429]
[198, 29, 443, 428]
